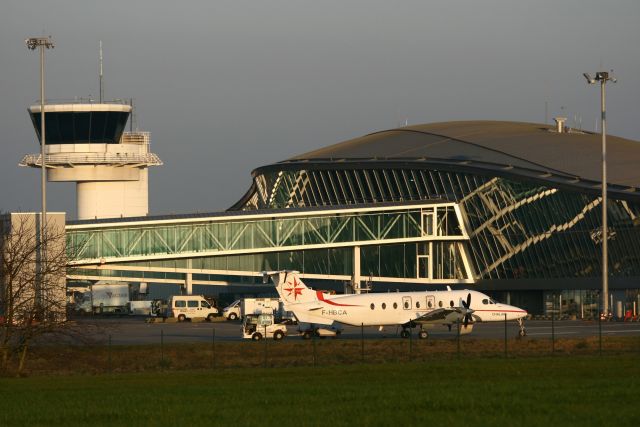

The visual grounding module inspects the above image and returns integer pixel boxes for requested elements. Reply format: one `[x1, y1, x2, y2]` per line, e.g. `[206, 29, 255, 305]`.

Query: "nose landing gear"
[517, 318, 527, 337]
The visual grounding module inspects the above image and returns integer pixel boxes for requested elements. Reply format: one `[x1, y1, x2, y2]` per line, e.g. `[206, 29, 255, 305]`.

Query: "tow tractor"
[242, 313, 287, 341]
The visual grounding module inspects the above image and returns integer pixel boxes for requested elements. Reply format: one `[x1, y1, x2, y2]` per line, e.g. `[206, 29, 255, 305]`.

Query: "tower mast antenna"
[99, 41, 104, 103]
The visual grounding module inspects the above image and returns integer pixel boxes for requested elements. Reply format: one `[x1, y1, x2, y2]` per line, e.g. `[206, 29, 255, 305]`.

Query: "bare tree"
[0, 212, 68, 375]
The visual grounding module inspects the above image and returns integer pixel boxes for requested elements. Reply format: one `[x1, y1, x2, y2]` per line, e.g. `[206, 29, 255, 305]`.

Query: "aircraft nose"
[506, 304, 527, 319]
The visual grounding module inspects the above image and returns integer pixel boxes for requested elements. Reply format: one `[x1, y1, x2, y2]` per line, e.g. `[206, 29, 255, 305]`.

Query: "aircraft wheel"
[400, 330, 410, 339]
[419, 330, 428, 340]
[252, 332, 263, 341]
[518, 329, 527, 337]
[273, 330, 284, 341]
[228, 313, 238, 321]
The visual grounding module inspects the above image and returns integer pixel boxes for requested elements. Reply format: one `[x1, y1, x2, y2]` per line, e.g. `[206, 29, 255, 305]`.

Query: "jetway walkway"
[66, 201, 474, 288]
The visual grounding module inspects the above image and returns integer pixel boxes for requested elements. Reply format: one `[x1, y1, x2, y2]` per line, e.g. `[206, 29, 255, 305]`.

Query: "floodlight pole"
[26, 36, 54, 314]
[600, 78, 608, 318]
[26, 36, 54, 229]
[584, 71, 616, 317]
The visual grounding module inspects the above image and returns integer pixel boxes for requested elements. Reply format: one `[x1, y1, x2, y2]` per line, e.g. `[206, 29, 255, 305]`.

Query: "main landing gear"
[517, 318, 527, 337]
[400, 326, 429, 340]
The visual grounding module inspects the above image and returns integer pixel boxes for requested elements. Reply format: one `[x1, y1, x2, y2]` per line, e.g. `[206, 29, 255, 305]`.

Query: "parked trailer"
[68, 282, 130, 314]
[297, 322, 343, 339]
[91, 282, 130, 314]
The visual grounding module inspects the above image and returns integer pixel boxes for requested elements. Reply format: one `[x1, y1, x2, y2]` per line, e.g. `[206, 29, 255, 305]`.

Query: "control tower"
[19, 102, 162, 220]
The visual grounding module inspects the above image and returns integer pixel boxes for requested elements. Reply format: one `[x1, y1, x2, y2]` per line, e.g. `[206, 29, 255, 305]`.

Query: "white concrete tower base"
[77, 169, 149, 219]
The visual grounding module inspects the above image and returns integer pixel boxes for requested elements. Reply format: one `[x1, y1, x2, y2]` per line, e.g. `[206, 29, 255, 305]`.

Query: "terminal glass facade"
[240, 167, 640, 282]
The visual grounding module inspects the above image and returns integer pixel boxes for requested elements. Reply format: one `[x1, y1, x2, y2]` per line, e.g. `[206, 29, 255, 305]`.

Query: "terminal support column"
[185, 258, 193, 295]
[352, 245, 361, 294]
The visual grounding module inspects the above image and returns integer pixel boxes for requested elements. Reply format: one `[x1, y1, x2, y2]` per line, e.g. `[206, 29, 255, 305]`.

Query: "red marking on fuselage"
[316, 291, 360, 307]
[473, 309, 527, 313]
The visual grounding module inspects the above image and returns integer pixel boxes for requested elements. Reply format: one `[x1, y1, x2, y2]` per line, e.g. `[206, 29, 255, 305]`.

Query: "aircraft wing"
[414, 308, 460, 323]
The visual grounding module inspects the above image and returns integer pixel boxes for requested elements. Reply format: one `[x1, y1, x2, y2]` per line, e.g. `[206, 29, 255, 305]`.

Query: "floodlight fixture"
[25, 36, 54, 50]
[583, 73, 595, 84]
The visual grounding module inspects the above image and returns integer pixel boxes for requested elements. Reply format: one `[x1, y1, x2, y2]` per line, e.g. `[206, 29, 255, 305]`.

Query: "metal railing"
[19, 153, 163, 167]
[30, 98, 132, 105]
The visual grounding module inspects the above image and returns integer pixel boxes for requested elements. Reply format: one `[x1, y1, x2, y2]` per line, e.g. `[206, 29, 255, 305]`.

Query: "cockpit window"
[482, 299, 489, 305]
[490, 299, 496, 304]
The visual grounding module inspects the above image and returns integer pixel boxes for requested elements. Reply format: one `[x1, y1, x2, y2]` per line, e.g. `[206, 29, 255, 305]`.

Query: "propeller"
[460, 293, 474, 327]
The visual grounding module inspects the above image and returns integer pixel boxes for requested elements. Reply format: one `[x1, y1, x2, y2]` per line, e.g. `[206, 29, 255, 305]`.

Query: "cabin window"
[450, 300, 454, 307]
[382, 303, 386, 310]
[404, 301, 409, 309]
[428, 301, 433, 308]
[370, 303, 375, 310]
[393, 302, 398, 309]
[416, 301, 421, 309]
[438, 301, 443, 308]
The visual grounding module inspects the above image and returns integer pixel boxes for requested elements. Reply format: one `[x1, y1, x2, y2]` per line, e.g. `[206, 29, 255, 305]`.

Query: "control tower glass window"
[30, 111, 129, 144]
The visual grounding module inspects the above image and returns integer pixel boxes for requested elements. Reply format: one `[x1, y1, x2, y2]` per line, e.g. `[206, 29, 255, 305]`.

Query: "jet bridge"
[66, 201, 475, 292]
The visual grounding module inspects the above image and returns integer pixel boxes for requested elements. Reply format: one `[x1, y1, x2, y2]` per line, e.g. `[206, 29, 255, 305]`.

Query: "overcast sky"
[1, 0, 638, 218]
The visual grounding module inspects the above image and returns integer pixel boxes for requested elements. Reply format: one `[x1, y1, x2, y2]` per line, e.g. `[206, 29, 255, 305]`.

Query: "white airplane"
[268, 271, 528, 339]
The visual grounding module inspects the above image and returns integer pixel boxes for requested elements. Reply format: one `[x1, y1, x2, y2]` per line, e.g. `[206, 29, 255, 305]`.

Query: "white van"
[168, 295, 218, 321]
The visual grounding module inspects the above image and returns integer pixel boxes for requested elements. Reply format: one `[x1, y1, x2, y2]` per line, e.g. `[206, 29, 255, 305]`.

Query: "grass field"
[7, 336, 640, 375]
[0, 356, 638, 426]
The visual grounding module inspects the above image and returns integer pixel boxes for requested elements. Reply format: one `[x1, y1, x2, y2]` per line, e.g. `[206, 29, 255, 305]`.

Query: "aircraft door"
[426, 295, 435, 310]
[402, 296, 412, 310]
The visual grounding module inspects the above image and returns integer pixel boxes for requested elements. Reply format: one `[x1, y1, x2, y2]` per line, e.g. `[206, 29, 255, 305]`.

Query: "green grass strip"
[0, 355, 638, 427]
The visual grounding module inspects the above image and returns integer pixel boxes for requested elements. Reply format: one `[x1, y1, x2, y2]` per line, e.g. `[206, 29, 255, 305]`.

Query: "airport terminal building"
[65, 120, 640, 317]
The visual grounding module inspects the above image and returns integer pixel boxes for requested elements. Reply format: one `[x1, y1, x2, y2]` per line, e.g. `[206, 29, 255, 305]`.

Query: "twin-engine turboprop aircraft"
[269, 271, 528, 339]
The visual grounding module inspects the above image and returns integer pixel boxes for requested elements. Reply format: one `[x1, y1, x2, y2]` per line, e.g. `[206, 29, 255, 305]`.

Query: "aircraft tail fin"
[269, 271, 317, 305]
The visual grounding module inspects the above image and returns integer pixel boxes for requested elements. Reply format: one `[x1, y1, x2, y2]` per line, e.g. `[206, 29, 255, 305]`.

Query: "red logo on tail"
[284, 278, 303, 301]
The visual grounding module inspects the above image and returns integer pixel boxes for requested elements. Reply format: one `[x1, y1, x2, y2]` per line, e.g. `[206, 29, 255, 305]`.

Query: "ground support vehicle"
[223, 298, 295, 323]
[68, 282, 131, 315]
[242, 313, 287, 341]
[129, 301, 153, 316]
[151, 299, 167, 317]
[167, 295, 219, 321]
[222, 300, 242, 320]
[297, 322, 342, 340]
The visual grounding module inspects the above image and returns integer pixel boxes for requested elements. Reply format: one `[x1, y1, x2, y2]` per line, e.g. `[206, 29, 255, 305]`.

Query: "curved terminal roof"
[263, 121, 640, 197]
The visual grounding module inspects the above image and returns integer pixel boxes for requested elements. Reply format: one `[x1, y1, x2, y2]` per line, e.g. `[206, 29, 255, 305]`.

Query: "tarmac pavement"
[72, 317, 640, 345]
